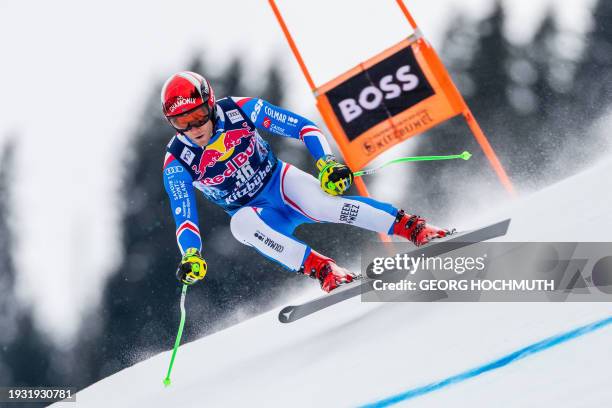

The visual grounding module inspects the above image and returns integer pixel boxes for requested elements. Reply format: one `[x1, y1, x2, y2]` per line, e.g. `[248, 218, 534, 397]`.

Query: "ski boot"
[300, 250, 356, 293]
[392, 209, 453, 246]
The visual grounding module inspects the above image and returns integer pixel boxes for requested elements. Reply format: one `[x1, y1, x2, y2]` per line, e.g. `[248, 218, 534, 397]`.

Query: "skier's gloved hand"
[176, 248, 208, 285]
[316, 155, 353, 196]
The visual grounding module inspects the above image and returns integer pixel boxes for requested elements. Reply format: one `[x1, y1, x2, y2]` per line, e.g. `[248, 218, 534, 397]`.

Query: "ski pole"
[163, 284, 188, 387]
[353, 151, 472, 177]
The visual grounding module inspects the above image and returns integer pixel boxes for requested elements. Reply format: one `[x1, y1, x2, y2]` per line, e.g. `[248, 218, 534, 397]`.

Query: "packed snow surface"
[54, 158, 612, 407]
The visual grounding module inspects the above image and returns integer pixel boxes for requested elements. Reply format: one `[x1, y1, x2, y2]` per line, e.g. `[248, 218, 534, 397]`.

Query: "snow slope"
[53, 158, 612, 408]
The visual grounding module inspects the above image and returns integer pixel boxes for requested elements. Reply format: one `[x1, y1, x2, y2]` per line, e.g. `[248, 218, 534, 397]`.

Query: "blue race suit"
[163, 97, 398, 270]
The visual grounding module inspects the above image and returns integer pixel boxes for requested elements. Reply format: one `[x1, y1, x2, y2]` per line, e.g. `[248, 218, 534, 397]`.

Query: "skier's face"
[184, 119, 214, 147]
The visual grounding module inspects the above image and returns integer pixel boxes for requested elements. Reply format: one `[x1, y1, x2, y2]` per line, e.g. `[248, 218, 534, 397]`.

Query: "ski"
[278, 218, 511, 323]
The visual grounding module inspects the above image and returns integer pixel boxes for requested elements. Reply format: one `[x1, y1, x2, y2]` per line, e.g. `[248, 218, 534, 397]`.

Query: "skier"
[162, 71, 452, 292]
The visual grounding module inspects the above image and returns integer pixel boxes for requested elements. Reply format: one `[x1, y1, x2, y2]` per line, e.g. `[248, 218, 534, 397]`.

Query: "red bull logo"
[192, 127, 256, 183]
[197, 149, 224, 170]
[223, 127, 252, 150]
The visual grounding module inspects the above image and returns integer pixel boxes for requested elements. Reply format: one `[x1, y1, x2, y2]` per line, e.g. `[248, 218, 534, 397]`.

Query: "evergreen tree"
[466, 1, 512, 116]
[260, 61, 285, 106]
[0, 139, 19, 383]
[524, 1, 612, 182]
[529, 11, 561, 120]
[0, 139, 58, 397]
[519, 9, 575, 181]
[574, 0, 612, 119]
[217, 56, 248, 97]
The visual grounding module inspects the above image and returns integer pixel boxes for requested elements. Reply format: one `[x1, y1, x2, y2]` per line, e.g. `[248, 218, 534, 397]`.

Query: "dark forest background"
[1, 0, 612, 400]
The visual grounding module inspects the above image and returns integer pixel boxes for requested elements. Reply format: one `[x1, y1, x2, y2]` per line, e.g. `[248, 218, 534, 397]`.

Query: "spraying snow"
[52, 156, 612, 408]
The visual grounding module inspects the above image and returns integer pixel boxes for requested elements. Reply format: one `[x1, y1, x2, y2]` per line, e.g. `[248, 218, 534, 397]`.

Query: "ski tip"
[498, 218, 511, 234]
[278, 306, 296, 323]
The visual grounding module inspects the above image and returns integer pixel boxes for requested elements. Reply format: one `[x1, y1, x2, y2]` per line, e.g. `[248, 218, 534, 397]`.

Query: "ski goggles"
[168, 105, 211, 132]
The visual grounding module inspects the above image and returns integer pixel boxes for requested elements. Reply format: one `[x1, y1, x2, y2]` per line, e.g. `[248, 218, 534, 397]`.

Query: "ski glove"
[176, 248, 208, 285]
[316, 155, 353, 196]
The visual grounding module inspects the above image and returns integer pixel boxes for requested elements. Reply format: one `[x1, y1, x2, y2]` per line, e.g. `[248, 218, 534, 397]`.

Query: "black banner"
[326, 46, 434, 140]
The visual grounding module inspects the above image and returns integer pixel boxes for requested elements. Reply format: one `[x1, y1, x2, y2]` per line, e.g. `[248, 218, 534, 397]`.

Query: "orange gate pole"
[268, 0, 316, 91]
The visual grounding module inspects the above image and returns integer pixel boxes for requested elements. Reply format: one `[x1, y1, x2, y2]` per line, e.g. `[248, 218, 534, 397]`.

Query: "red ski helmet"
[161, 71, 216, 120]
